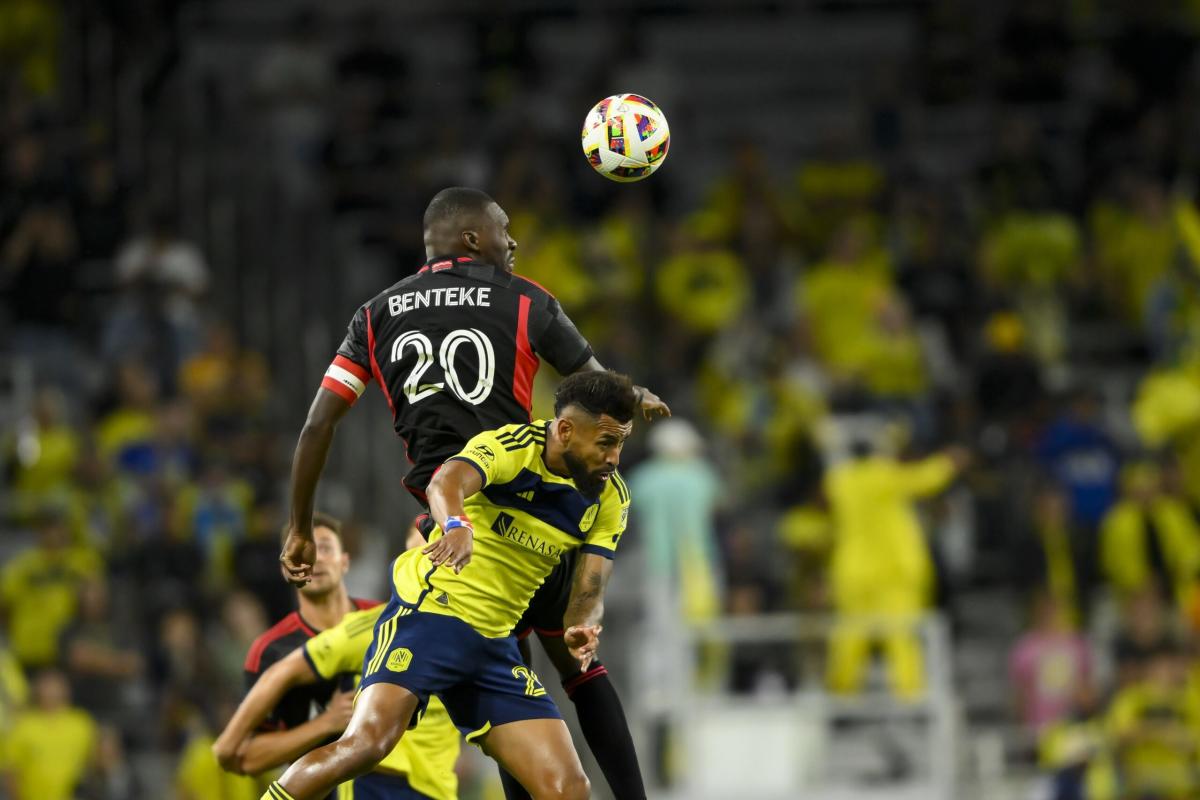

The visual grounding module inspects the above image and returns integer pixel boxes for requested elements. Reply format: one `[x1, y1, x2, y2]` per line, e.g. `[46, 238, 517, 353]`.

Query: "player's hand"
[635, 386, 671, 420]
[212, 730, 245, 772]
[279, 529, 316, 587]
[564, 624, 602, 672]
[320, 689, 356, 735]
[422, 527, 473, 574]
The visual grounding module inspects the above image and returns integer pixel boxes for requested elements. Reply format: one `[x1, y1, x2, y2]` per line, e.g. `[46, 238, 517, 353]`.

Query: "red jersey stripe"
[244, 613, 304, 673]
[365, 307, 396, 420]
[332, 355, 370, 382]
[513, 294, 539, 417]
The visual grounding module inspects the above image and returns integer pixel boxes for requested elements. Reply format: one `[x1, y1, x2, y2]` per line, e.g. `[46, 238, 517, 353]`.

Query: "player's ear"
[462, 229, 480, 252]
[556, 417, 573, 444]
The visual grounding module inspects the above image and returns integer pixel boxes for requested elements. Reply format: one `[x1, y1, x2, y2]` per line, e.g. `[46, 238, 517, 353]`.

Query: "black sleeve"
[335, 305, 372, 373]
[244, 645, 286, 731]
[529, 295, 593, 375]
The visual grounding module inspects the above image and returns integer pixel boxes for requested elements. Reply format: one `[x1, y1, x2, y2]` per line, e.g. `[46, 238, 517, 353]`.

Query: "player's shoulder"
[603, 469, 631, 506]
[337, 605, 385, 636]
[509, 272, 557, 304]
[488, 419, 549, 452]
[244, 612, 311, 673]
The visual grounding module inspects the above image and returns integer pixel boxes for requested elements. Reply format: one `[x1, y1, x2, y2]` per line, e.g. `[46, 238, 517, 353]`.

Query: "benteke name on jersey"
[388, 287, 492, 316]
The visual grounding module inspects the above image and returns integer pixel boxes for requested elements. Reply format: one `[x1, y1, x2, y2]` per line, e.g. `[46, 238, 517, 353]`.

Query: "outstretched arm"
[213, 648, 351, 775]
[281, 389, 353, 586]
[562, 554, 614, 671]
[575, 356, 670, 420]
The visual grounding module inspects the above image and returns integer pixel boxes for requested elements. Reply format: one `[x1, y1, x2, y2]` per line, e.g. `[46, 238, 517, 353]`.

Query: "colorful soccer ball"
[581, 94, 670, 182]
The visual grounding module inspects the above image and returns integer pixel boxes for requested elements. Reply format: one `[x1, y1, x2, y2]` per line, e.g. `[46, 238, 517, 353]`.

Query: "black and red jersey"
[321, 256, 593, 500]
[242, 599, 378, 733]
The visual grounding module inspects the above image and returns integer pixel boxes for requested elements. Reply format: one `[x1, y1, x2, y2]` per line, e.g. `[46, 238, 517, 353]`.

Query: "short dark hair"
[280, 511, 344, 547]
[554, 371, 637, 423]
[423, 187, 495, 230]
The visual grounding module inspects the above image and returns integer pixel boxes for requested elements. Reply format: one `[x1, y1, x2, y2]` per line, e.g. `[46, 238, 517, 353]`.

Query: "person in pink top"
[1009, 591, 1095, 733]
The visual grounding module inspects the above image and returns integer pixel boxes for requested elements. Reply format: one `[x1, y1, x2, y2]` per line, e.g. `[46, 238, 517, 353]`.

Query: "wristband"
[443, 515, 473, 533]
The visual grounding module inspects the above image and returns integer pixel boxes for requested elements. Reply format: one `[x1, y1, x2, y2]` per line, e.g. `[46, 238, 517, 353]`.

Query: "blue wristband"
[443, 516, 473, 532]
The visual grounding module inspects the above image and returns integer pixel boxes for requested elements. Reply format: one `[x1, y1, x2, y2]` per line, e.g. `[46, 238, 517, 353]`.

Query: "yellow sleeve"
[303, 607, 382, 680]
[580, 472, 630, 560]
[893, 454, 956, 498]
[446, 427, 530, 489]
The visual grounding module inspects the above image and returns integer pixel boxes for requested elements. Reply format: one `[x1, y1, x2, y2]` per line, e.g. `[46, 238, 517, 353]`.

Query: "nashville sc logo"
[386, 648, 413, 673]
[493, 512, 561, 558]
[512, 665, 547, 697]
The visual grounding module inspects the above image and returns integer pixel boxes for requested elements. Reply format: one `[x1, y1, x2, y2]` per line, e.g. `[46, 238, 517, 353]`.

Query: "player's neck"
[297, 584, 354, 631]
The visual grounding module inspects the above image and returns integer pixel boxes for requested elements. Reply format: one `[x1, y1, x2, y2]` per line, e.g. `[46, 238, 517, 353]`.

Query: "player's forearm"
[216, 654, 312, 769]
[426, 464, 473, 524]
[564, 556, 612, 629]
[236, 718, 341, 775]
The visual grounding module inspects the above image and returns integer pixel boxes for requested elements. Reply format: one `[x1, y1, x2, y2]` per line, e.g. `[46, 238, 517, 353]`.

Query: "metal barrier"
[631, 611, 959, 800]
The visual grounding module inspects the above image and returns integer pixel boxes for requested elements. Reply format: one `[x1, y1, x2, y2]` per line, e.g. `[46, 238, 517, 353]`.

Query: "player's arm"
[212, 648, 349, 774]
[423, 459, 485, 574]
[282, 309, 373, 586]
[562, 554, 614, 672]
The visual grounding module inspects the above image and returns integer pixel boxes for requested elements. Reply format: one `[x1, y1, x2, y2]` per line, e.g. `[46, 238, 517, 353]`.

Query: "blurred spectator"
[1011, 487, 1089, 624]
[174, 699, 261, 800]
[1104, 643, 1199, 799]
[0, 507, 102, 669]
[70, 148, 127, 264]
[0, 636, 29, 744]
[2, 667, 98, 800]
[1036, 389, 1121, 535]
[0, 0, 60, 97]
[974, 312, 1044, 428]
[630, 419, 724, 628]
[172, 457, 254, 589]
[824, 441, 968, 699]
[208, 590, 268, 694]
[253, 7, 332, 198]
[61, 577, 144, 728]
[178, 322, 271, 431]
[7, 385, 81, 515]
[105, 211, 210, 382]
[1009, 591, 1094, 735]
[95, 360, 160, 470]
[994, 0, 1071, 105]
[1113, 587, 1177, 689]
[334, 9, 409, 124]
[1100, 461, 1200, 612]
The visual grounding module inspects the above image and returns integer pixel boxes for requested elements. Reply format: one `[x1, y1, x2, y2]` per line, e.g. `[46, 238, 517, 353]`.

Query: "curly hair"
[553, 371, 637, 423]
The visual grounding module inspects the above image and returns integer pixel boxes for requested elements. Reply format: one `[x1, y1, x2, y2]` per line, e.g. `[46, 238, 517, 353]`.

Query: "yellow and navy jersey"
[303, 608, 459, 800]
[390, 420, 631, 638]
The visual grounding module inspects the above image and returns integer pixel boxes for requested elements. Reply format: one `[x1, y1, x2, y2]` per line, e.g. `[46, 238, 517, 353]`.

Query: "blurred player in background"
[217, 523, 459, 800]
[218, 513, 375, 798]
[280, 187, 666, 798]
[264, 371, 637, 800]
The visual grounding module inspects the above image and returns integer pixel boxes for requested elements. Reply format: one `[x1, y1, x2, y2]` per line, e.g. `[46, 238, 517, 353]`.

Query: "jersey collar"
[419, 255, 477, 273]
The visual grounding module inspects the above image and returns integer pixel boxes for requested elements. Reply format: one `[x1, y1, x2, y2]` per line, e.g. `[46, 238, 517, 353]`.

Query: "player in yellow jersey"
[263, 371, 637, 800]
[221, 526, 459, 800]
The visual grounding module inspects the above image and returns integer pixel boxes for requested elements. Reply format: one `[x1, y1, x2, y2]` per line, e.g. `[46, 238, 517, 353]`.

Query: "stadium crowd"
[4, 1, 1200, 798]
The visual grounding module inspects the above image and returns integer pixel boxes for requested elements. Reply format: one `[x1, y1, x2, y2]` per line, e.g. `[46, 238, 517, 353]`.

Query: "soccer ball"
[581, 94, 670, 182]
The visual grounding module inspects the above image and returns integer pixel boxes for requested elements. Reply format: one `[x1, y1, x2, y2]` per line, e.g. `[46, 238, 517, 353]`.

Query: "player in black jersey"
[218, 513, 376, 798]
[280, 187, 665, 799]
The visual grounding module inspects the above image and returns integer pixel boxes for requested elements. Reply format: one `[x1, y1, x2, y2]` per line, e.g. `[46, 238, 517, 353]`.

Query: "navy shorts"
[359, 601, 561, 742]
[351, 771, 430, 800]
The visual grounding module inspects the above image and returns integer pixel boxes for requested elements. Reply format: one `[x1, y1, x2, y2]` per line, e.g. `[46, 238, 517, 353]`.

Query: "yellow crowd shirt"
[390, 421, 631, 638]
[304, 607, 459, 800]
[5, 707, 96, 800]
